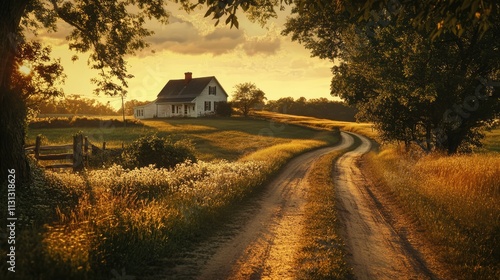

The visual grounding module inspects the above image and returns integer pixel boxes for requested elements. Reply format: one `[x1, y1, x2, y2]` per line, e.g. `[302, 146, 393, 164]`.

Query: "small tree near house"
[232, 82, 267, 117]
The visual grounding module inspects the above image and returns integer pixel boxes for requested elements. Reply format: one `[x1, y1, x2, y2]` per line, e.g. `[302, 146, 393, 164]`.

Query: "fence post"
[73, 133, 84, 172]
[84, 136, 89, 166]
[35, 135, 41, 160]
[103, 142, 106, 151]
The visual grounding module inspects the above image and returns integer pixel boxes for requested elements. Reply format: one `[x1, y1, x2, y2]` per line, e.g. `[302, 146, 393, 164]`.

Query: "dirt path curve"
[335, 132, 433, 280]
[151, 133, 353, 280]
[197, 133, 354, 280]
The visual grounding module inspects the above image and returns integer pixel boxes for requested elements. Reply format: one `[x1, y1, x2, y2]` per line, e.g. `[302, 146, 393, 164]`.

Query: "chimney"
[184, 72, 192, 83]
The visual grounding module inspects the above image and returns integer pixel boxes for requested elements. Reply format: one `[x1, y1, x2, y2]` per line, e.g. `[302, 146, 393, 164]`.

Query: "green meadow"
[27, 117, 335, 161]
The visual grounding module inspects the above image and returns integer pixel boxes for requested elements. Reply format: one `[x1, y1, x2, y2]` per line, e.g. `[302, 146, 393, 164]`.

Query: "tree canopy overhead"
[201, 0, 497, 40]
[282, 1, 499, 153]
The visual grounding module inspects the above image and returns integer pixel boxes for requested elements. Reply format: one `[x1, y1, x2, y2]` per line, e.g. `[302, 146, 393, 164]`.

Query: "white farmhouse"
[134, 72, 228, 119]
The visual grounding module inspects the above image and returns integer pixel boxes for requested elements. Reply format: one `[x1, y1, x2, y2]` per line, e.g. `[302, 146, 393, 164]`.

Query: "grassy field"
[253, 111, 378, 139]
[4, 116, 341, 279]
[19, 113, 500, 279]
[27, 117, 335, 161]
[481, 128, 500, 152]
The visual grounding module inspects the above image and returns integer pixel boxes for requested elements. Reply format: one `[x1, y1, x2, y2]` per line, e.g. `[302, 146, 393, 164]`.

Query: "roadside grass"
[364, 148, 500, 279]
[2, 117, 340, 279]
[294, 138, 360, 280]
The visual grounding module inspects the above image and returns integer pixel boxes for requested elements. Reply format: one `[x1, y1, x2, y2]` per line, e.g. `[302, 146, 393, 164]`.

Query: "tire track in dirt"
[198, 133, 354, 280]
[335, 132, 434, 280]
[148, 133, 353, 280]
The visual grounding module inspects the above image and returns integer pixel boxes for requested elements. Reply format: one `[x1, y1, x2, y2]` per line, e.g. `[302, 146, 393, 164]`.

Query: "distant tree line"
[264, 97, 357, 122]
[38, 95, 118, 115]
[38, 95, 152, 116]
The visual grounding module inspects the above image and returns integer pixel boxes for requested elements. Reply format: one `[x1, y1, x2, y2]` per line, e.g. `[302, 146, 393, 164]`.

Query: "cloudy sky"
[37, 5, 337, 109]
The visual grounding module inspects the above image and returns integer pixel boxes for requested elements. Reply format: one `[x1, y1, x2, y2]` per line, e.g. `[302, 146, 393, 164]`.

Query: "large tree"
[0, 0, 174, 185]
[283, 1, 499, 153]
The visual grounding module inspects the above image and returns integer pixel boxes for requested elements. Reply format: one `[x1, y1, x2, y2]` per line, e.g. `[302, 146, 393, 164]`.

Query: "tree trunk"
[0, 87, 30, 185]
[0, 0, 30, 186]
[445, 131, 463, 154]
[425, 124, 432, 151]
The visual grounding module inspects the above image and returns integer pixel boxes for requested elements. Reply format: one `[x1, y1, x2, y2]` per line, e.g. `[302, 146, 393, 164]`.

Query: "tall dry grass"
[3, 160, 267, 279]
[1, 130, 340, 279]
[365, 148, 500, 279]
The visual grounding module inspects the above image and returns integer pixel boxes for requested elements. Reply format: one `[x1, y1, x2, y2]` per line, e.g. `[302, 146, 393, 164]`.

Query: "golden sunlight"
[18, 62, 32, 75]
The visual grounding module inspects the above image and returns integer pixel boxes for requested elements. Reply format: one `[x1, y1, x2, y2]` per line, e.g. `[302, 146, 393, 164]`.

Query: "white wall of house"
[134, 102, 156, 119]
[156, 104, 169, 118]
[193, 79, 228, 117]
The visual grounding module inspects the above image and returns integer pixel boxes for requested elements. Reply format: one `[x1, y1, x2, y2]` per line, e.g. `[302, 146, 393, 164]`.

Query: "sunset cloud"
[30, 7, 336, 107]
[145, 16, 244, 56]
[243, 34, 281, 56]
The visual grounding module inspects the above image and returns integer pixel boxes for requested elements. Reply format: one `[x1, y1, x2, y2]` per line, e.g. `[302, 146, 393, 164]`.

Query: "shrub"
[215, 101, 233, 117]
[121, 134, 196, 169]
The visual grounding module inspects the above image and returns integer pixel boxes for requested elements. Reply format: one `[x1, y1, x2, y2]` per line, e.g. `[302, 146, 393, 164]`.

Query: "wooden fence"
[26, 133, 95, 171]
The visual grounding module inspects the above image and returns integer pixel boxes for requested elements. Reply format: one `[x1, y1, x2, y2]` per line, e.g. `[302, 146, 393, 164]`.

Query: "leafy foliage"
[37, 94, 119, 115]
[15, 0, 172, 97]
[283, 1, 500, 153]
[121, 134, 196, 169]
[199, 0, 497, 41]
[231, 82, 267, 117]
[215, 101, 233, 117]
[10, 41, 66, 120]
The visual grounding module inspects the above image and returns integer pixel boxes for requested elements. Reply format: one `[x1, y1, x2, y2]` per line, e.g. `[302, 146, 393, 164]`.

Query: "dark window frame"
[209, 86, 216, 95]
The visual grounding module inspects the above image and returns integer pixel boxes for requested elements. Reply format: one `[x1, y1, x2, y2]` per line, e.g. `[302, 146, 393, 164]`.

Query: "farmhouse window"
[209, 86, 216, 95]
[204, 101, 211, 111]
[171, 105, 175, 113]
[214, 101, 219, 111]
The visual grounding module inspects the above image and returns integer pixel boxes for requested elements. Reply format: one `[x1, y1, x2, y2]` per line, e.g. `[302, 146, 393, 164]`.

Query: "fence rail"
[26, 133, 92, 171]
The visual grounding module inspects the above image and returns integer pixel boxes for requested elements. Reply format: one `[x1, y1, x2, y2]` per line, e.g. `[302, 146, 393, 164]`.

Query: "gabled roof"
[156, 76, 227, 103]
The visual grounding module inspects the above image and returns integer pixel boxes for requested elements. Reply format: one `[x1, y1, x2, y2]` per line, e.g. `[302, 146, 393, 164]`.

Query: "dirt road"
[335, 132, 438, 280]
[152, 132, 440, 280]
[151, 134, 352, 280]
